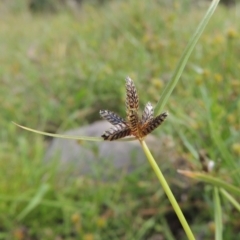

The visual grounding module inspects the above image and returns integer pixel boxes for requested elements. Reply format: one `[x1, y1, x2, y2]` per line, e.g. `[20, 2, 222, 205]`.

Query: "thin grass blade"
[177, 129, 198, 159]
[160, 216, 176, 240]
[155, 0, 220, 115]
[220, 188, 240, 213]
[214, 187, 222, 240]
[13, 122, 138, 142]
[178, 170, 240, 196]
[135, 217, 156, 240]
[17, 184, 50, 221]
[200, 87, 240, 184]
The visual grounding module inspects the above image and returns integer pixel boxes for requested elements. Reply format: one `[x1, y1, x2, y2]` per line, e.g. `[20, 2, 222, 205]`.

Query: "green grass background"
[0, 0, 240, 239]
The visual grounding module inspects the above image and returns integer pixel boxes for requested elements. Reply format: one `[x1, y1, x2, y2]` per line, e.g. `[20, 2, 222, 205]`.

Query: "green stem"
[140, 140, 195, 240]
[214, 187, 222, 240]
[220, 188, 240, 212]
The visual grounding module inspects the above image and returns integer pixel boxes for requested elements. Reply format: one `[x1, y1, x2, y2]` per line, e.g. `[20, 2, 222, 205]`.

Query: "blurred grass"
[1, 0, 240, 239]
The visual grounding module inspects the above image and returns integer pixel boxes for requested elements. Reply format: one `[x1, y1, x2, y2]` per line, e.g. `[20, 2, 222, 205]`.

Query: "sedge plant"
[14, 0, 221, 239]
[176, 118, 240, 240]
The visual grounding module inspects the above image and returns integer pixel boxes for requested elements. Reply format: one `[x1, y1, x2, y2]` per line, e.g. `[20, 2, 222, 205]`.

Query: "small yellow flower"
[83, 234, 94, 240]
[232, 143, 240, 155]
[213, 34, 225, 44]
[190, 121, 200, 130]
[202, 69, 210, 78]
[227, 114, 235, 125]
[208, 221, 215, 233]
[231, 79, 240, 88]
[195, 76, 203, 86]
[151, 78, 164, 89]
[213, 73, 223, 83]
[227, 27, 238, 39]
[97, 217, 107, 228]
[71, 213, 81, 224]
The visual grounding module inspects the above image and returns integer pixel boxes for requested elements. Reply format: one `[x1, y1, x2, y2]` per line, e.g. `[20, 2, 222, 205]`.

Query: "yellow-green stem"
[214, 187, 222, 240]
[140, 140, 195, 240]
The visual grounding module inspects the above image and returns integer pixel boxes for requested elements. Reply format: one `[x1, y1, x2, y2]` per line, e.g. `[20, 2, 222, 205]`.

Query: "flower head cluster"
[100, 77, 168, 141]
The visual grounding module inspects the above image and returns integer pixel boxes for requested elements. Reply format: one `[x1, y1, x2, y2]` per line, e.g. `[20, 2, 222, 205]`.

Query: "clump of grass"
[14, 1, 226, 240]
[1, 0, 240, 239]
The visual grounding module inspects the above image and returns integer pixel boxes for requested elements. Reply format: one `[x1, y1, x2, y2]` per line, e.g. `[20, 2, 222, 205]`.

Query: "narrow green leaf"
[200, 87, 240, 184]
[17, 184, 50, 221]
[220, 189, 240, 213]
[214, 187, 222, 240]
[0, 194, 81, 210]
[177, 129, 198, 159]
[160, 216, 176, 240]
[13, 122, 103, 141]
[13, 122, 137, 142]
[155, 0, 220, 115]
[178, 170, 240, 196]
[135, 217, 156, 240]
[140, 140, 195, 240]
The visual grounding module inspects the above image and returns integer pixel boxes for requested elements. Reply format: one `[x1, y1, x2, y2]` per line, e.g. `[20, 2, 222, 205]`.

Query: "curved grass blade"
[220, 189, 240, 213]
[135, 217, 157, 240]
[155, 0, 220, 115]
[214, 187, 222, 240]
[13, 122, 103, 141]
[200, 87, 240, 184]
[178, 170, 240, 196]
[175, 128, 198, 159]
[17, 184, 50, 221]
[160, 216, 176, 240]
[13, 122, 137, 142]
[0, 194, 91, 210]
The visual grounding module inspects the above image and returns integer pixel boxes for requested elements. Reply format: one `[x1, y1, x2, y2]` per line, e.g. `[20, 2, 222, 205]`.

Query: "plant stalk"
[140, 140, 195, 240]
[214, 187, 222, 240]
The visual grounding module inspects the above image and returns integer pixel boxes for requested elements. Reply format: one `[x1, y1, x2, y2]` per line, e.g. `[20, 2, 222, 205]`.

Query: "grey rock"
[45, 120, 173, 178]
